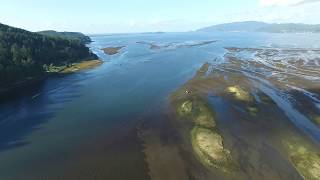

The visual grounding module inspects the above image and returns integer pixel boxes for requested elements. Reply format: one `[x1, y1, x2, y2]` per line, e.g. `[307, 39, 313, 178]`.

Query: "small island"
[102, 46, 125, 55]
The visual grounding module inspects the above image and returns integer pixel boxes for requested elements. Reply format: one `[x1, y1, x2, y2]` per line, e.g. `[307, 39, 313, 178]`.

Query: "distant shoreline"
[197, 21, 320, 34]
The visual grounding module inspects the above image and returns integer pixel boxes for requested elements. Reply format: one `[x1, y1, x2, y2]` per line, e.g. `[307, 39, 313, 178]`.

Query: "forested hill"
[0, 23, 97, 88]
[38, 30, 92, 44]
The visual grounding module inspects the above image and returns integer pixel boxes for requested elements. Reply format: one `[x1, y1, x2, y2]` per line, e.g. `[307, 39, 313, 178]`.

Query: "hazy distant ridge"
[198, 21, 320, 33]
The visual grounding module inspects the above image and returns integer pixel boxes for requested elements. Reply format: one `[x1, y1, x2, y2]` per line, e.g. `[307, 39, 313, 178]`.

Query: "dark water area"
[0, 32, 319, 179]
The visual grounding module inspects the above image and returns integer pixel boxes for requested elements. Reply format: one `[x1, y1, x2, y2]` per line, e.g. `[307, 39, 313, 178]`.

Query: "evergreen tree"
[0, 23, 97, 87]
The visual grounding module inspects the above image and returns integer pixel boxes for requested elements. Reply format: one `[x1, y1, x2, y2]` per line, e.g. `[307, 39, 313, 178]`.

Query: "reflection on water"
[0, 32, 319, 179]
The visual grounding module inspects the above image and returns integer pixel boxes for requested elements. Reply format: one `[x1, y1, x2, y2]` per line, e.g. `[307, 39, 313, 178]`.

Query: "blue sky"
[0, 0, 319, 33]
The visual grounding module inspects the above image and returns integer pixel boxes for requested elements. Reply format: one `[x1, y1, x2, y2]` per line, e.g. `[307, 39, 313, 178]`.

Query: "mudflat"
[60, 60, 103, 73]
[168, 47, 320, 179]
[102, 46, 125, 55]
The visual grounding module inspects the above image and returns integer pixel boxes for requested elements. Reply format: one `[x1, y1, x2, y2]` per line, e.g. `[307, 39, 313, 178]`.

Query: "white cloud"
[260, 0, 301, 6]
[219, 0, 320, 25]
[259, 0, 320, 6]
[294, 0, 320, 5]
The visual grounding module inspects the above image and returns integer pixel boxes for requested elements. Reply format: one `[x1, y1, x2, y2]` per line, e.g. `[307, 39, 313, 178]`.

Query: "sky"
[0, 0, 319, 33]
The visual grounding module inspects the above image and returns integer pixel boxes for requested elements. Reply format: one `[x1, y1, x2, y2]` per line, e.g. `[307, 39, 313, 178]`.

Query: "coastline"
[0, 59, 103, 99]
[59, 59, 103, 73]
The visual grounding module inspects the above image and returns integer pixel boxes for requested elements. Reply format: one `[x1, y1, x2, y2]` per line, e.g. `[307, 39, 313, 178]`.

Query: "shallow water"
[0, 32, 319, 179]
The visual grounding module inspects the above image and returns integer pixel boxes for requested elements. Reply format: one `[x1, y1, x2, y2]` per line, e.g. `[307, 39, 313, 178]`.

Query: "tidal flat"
[60, 60, 103, 73]
[1, 32, 320, 180]
[102, 46, 125, 55]
[166, 47, 320, 179]
[44, 59, 103, 73]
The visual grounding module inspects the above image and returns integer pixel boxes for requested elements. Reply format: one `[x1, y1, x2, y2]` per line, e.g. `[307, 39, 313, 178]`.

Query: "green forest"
[0, 23, 97, 88]
[38, 30, 92, 44]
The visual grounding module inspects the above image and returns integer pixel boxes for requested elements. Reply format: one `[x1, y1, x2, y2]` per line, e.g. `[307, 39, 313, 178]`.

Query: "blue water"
[0, 32, 319, 179]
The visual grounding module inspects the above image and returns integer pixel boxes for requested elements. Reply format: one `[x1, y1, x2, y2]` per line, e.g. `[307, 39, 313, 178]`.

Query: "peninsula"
[0, 23, 101, 95]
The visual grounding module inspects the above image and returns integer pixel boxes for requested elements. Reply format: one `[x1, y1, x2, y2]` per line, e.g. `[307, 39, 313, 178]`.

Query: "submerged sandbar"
[102, 46, 125, 55]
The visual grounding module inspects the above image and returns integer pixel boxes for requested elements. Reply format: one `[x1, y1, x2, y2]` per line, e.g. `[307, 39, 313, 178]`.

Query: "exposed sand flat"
[169, 48, 320, 179]
[102, 46, 125, 55]
[191, 127, 236, 172]
[171, 63, 239, 176]
[281, 135, 320, 180]
[60, 60, 102, 73]
[227, 86, 253, 102]
[136, 40, 217, 50]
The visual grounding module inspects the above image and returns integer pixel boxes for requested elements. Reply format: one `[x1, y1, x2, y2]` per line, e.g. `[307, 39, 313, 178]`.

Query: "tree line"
[38, 30, 92, 44]
[0, 23, 97, 87]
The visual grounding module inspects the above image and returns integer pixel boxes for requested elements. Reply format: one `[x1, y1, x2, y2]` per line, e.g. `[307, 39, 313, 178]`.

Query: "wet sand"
[160, 47, 320, 179]
[60, 60, 103, 73]
[2, 33, 320, 180]
[102, 47, 125, 55]
[136, 40, 217, 50]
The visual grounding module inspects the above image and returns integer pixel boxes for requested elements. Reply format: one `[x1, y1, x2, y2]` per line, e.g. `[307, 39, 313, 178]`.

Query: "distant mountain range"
[197, 21, 320, 33]
[38, 30, 92, 44]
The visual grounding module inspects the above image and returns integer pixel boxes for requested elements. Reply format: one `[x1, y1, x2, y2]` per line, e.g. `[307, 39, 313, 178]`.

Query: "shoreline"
[0, 59, 103, 99]
[59, 59, 103, 73]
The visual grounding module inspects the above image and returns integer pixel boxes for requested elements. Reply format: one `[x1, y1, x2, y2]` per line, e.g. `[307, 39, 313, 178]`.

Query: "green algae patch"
[291, 153, 320, 180]
[177, 100, 193, 117]
[311, 115, 320, 126]
[196, 62, 210, 76]
[191, 127, 238, 173]
[227, 86, 253, 102]
[174, 98, 238, 173]
[170, 63, 239, 174]
[314, 116, 320, 125]
[192, 101, 216, 129]
[282, 138, 320, 180]
[247, 106, 259, 116]
[176, 99, 216, 129]
[259, 93, 275, 105]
